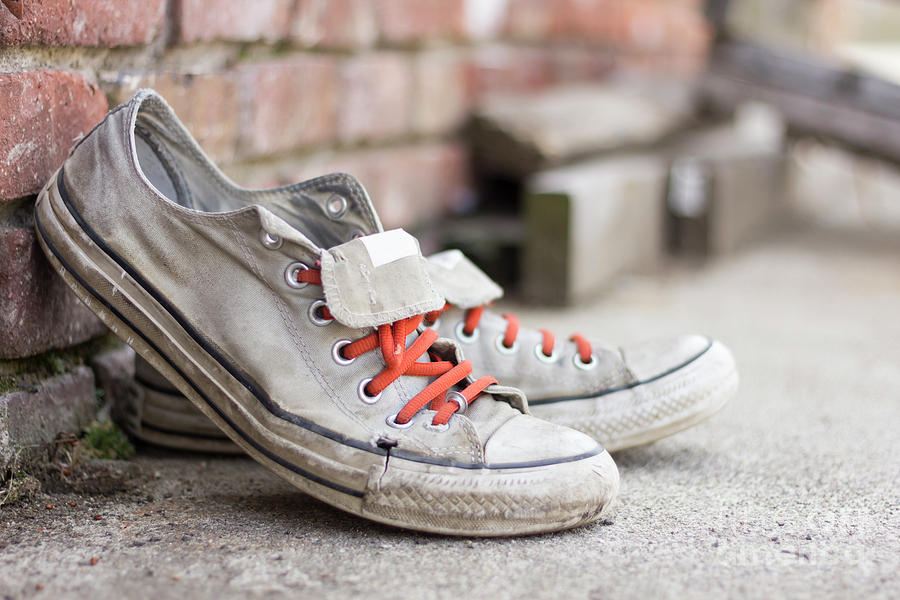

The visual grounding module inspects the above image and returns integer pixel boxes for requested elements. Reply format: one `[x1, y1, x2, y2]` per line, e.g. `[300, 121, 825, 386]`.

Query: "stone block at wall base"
[0, 366, 96, 471]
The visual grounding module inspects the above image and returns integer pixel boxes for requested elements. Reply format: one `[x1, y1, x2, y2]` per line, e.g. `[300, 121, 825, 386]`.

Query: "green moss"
[40, 353, 68, 376]
[81, 421, 135, 461]
[0, 335, 123, 392]
[0, 376, 17, 394]
[0, 470, 41, 507]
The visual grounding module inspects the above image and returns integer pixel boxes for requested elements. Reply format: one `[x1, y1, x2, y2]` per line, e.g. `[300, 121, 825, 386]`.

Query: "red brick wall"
[0, 0, 710, 360]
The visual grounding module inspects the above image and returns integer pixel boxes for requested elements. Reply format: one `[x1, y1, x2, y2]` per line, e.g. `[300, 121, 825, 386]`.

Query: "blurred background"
[2, 2, 900, 596]
[3, 0, 899, 307]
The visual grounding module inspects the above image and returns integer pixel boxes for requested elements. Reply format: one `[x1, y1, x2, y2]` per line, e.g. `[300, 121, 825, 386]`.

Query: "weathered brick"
[614, 1, 711, 75]
[0, 70, 108, 202]
[1, 367, 97, 470]
[411, 50, 471, 136]
[238, 57, 339, 158]
[361, 143, 470, 229]
[175, 0, 293, 44]
[465, 45, 555, 101]
[243, 142, 470, 229]
[552, 0, 711, 63]
[106, 72, 241, 164]
[551, 46, 615, 83]
[374, 0, 465, 45]
[560, 0, 622, 41]
[462, 0, 509, 40]
[625, 1, 668, 50]
[503, 0, 563, 40]
[290, 0, 377, 49]
[658, 4, 712, 63]
[0, 225, 107, 359]
[338, 53, 412, 145]
[0, 0, 166, 47]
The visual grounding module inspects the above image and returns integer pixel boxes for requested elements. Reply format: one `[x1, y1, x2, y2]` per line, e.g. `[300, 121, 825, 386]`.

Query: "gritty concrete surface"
[1, 228, 898, 599]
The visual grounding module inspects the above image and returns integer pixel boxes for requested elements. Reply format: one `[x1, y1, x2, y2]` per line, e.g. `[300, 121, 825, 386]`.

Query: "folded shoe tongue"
[426, 250, 503, 309]
[320, 229, 445, 329]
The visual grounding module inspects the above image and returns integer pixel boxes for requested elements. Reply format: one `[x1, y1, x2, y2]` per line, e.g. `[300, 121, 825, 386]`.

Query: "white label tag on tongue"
[359, 229, 419, 267]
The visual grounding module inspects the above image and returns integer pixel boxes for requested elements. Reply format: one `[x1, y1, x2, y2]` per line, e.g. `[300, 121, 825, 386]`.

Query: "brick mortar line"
[1, 36, 635, 76]
[224, 133, 466, 172]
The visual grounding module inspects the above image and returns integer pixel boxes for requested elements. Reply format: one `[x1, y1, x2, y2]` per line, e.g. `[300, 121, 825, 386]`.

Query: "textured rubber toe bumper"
[363, 448, 619, 535]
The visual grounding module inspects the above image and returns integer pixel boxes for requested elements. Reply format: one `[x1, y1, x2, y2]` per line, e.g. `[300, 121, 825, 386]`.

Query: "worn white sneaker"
[34, 89, 618, 535]
[130, 245, 738, 454]
[423, 250, 739, 451]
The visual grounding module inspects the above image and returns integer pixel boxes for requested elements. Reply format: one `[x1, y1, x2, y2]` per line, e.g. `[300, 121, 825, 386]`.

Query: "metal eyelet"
[386, 413, 414, 429]
[445, 391, 468, 414]
[454, 321, 479, 344]
[357, 378, 382, 404]
[424, 421, 450, 433]
[284, 262, 309, 289]
[259, 229, 283, 250]
[494, 335, 519, 355]
[573, 353, 599, 370]
[326, 194, 348, 219]
[307, 300, 333, 326]
[533, 344, 560, 364]
[332, 339, 355, 366]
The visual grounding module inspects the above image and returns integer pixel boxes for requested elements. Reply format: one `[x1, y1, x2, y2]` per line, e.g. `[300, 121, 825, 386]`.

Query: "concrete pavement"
[1, 228, 898, 599]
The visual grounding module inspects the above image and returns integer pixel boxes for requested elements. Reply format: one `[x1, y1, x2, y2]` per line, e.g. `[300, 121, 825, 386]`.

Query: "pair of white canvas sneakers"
[35, 90, 738, 536]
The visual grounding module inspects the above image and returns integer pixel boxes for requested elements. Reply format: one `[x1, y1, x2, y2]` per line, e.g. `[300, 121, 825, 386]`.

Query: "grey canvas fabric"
[425, 249, 503, 308]
[127, 232, 737, 454]
[125, 197, 738, 454]
[422, 254, 739, 450]
[33, 89, 618, 535]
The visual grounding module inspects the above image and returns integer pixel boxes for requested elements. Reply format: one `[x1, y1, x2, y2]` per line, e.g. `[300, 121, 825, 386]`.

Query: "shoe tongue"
[320, 229, 445, 328]
[428, 336, 528, 437]
[426, 250, 503, 309]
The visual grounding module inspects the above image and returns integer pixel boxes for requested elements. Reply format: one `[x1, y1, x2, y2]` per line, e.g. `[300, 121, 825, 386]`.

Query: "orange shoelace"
[297, 270, 497, 426]
[424, 303, 594, 363]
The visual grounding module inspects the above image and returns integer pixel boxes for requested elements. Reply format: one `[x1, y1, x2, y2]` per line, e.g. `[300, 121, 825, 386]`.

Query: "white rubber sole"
[126, 343, 738, 456]
[127, 384, 242, 454]
[530, 341, 739, 452]
[34, 172, 619, 536]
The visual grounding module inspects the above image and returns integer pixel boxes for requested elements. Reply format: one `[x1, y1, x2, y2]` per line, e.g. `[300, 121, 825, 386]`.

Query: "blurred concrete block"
[666, 103, 787, 255]
[469, 81, 696, 177]
[788, 139, 900, 232]
[522, 154, 667, 305]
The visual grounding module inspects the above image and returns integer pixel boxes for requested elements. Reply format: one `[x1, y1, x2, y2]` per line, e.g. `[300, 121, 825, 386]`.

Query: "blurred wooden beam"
[703, 41, 900, 165]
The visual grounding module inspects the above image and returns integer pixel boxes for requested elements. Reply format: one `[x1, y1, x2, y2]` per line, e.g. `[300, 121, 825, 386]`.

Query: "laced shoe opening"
[424, 303, 596, 364]
[296, 268, 497, 427]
